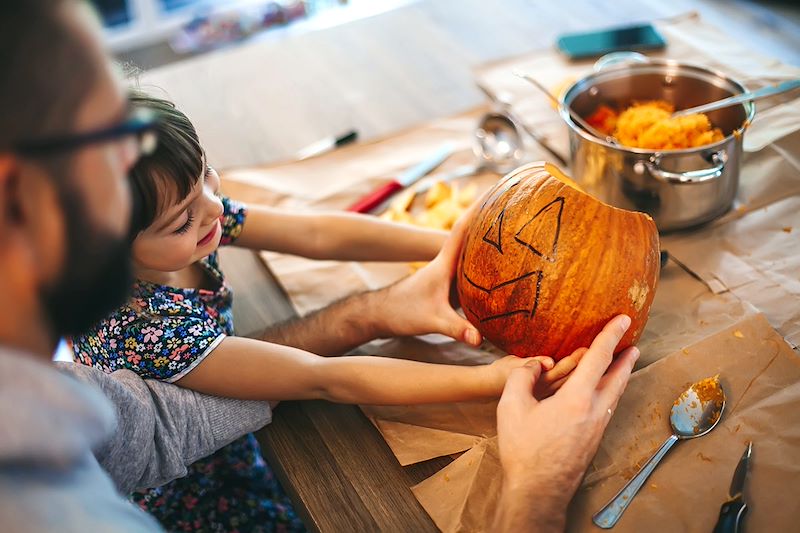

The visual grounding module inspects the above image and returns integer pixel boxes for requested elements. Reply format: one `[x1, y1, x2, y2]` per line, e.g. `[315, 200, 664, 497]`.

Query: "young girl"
[72, 92, 578, 532]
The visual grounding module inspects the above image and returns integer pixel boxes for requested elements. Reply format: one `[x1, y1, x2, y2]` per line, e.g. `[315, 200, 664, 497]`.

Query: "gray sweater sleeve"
[56, 362, 272, 494]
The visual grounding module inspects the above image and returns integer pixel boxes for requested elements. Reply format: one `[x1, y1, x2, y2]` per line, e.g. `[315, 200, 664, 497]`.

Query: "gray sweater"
[0, 348, 272, 532]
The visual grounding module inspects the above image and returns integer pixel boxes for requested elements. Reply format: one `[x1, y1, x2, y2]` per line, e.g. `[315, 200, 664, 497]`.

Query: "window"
[92, 0, 132, 27]
[90, 0, 212, 53]
[90, 0, 350, 54]
[159, 0, 203, 12]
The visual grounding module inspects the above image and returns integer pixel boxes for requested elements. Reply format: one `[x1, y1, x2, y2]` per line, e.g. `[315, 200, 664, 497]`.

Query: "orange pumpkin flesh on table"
[456, 162, 660, 360]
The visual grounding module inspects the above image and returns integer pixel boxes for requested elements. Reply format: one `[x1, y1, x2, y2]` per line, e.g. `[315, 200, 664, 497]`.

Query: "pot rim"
[558, 58, 757, 155]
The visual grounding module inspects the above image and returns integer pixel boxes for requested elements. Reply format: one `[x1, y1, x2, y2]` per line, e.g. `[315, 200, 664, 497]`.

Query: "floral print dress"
[72, 196, 305, 533]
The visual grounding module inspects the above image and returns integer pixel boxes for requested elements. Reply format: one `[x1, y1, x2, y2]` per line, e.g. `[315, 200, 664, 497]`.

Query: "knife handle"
[713, 499, 747, 533]
[347, 181, 403, 213]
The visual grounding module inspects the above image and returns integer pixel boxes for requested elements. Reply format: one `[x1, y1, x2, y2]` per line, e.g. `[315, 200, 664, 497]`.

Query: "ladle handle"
[671, 78, 800, 118]
[592, 434, 679, 529]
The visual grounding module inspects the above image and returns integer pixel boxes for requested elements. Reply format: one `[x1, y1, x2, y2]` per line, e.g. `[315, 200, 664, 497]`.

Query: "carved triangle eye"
[514, 196, 564, 263]
[480, 179, 522, 255]
[482, 209, 505, 253]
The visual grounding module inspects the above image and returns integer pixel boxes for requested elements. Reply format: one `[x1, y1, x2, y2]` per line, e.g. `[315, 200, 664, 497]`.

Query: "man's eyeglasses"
[12, 106, 159, 159]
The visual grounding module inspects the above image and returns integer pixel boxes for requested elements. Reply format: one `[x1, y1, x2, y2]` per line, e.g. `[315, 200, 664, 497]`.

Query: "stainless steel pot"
[559, 59, 755, 231]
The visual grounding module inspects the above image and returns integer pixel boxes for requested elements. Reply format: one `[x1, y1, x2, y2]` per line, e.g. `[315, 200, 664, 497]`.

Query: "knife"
[347, 143, 454, 213]
[373, 164, 476, 215]
[713, 441, 752, 533]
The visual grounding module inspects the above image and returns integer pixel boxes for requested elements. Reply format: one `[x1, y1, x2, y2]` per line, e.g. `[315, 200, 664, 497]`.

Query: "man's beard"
[40, 182, 133, 339]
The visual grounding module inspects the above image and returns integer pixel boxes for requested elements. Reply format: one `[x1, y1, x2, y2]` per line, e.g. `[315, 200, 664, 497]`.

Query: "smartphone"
[556, 23, 666, 59]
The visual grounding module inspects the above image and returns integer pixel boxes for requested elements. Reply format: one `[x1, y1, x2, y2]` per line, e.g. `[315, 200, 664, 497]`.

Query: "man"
[0, 1, 636, 531]
[0, 2, 274, 530]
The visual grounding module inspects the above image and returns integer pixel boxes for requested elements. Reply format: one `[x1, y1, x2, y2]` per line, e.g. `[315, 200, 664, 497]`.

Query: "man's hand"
[375, 200, 483, 346]
[492, 315, 640, 532]
[488, 349, 586, 401]
[485, 355, 556, 395]
[533, 347, 587, 400]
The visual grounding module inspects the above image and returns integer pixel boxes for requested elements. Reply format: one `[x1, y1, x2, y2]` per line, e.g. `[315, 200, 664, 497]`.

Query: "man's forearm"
[58, 362, 271, 494]
[493, 478, 568, 533]
[259, 230, 479, 354]
[261, 287, 391, 355]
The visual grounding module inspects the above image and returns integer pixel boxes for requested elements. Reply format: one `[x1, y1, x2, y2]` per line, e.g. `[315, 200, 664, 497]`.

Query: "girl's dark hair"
[128, 90, 205, 238]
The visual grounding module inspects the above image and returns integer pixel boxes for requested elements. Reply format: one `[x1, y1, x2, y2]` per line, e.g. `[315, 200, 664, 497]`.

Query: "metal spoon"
[513, 70, 619, 145]
[671, 78, 800, 118]
[593, 375, 726, 529]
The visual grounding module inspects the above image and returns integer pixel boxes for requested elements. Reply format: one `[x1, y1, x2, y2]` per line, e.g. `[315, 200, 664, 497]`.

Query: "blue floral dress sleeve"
[72, 195, 246, 382]
[73, 288, 226, 382]
[219, 195, 247, 246]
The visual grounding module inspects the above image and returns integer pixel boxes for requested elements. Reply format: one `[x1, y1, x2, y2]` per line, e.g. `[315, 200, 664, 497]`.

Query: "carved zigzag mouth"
[462, 270, 543, 323]
[462, 270, 540, 293]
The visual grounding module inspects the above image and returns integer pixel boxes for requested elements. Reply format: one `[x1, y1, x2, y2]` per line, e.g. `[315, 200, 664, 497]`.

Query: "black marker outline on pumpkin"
[477, 179, 522, 255]
[482, 209, 505, 254]
[463, 270, 540, 293]
[514, 196, 564, 263]
[462, 270, 543, 323]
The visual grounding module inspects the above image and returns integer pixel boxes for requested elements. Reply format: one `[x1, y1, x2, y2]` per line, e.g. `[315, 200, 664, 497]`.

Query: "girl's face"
[132, 165, 225, 273]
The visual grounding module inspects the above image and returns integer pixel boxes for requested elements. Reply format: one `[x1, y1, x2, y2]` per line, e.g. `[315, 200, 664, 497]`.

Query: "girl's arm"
[234, 204, 446, 262]
[177, 336, 553, 405]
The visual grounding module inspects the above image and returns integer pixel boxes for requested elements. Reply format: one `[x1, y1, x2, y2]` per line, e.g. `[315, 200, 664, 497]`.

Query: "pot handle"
[645, 151, 727, 184]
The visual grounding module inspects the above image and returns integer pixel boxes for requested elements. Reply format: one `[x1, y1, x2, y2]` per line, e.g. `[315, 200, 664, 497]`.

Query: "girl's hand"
[486, 355, 555, 396]
[486, 351, 585, 400]
[377, 198, 484, 345]
[533, 347, 588, 400]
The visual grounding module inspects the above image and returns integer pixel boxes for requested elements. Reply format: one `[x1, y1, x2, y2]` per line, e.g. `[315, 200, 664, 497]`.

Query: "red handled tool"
[347, 143, 454, 213]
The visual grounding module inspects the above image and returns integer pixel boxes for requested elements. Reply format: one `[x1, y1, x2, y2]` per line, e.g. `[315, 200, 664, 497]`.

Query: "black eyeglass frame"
[12, 107, 159, 156]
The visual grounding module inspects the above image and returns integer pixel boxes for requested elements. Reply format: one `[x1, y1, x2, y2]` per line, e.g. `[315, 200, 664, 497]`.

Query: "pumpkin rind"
[456, 162, 660, 360]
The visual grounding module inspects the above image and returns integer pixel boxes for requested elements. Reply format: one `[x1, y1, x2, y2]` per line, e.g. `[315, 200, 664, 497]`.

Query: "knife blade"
[713, 441, 752, 533]
[347, 143, 454, 213]
[415, 164, 477, 193]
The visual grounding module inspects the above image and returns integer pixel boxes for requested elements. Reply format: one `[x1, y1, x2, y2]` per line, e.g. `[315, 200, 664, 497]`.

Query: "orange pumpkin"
[456, 162, 660, 360]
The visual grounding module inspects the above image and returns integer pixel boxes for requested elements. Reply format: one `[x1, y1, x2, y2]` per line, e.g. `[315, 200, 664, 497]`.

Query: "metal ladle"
[397, 112, 526, 205]
[426, 111, 526, 186]
[593, 375, 727, 529]
[427, 83, 574, 187]
[474, 112, 526, 173]
[476, 84, 569, 167]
